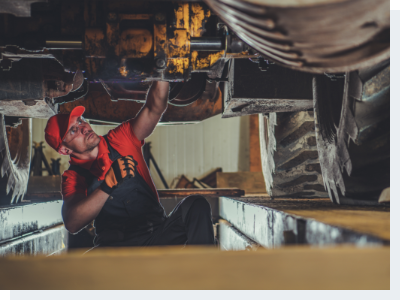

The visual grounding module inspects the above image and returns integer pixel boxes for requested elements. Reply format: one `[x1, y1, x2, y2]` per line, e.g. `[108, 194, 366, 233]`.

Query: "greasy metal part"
[0, 58, 57, 116]
[0, 99, 57, 118]
[0, 0, 47, 17]
[219, 219, 260, 251]
[45, 40, 83, 50]
[222, 58, 314, 118]
[169, 73, 207, 106]
[191, 37, 225, 51]
[0, 59, 43, 101]
[220, 197, 388, 248]
[205, 0, 390, 73]
[1, 1, 231, 88]
[314, 65, 390, 205]
[224, 99, 313, 118]
[59, 82, 223, 124]
[0, 200, 63, 242]
[100, 81, 149, 102]
[0, 225, 68, 256]
[0, 46, 60, 71]
[0, 117, 32, 205]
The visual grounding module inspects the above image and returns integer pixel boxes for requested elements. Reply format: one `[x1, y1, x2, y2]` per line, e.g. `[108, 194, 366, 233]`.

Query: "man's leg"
[146, 195, 215, 246]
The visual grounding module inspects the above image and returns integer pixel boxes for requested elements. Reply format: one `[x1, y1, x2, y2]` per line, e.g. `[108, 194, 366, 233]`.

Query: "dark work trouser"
[104, 195, 215, 247]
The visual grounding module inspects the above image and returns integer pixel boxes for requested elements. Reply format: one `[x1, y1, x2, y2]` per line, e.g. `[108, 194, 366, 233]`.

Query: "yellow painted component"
[116, 29, 153, 58]
[168, 29, 190, 58]
[190, 3, 209, 37]
[119, 66, 129, 77]
[209, 50, 224, 66]
[106, 22, 119, 47]
[167, 58, 189, 75]
[191, 50, 198, 69]
[194, 50, 225, 70]
[84, 28, 106, 75]
[154, 22, 167, 57]
[226, 51, 259, 59]
[174, 2, 189, 31]
[119, 14, 152, 20]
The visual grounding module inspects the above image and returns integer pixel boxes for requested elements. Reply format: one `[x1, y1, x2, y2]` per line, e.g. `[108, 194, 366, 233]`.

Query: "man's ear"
[58, 145, 72, 156]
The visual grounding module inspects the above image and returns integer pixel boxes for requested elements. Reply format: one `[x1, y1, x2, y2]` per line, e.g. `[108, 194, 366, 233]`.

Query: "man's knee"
[180, 195, 211, 222]
[190, 196, 211, 211]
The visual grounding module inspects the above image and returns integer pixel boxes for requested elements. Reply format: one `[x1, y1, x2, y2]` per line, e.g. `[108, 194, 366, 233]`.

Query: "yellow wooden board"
[0, 245, 389, 290]
[217, 172, 267, 194]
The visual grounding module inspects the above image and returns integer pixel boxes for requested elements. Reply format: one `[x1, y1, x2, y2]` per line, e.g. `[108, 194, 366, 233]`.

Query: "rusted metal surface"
[60, 82, 222, 124]
[0, 200, 63, 243]
[219, 219, 259, 251]
[0, 100, 57, 118]
[205, 0, 390, 73]
[0, 225, 68, 256]
[222, 58, 314, 118]
[220, 197, 389, 248]
[0, 58, 43, 100]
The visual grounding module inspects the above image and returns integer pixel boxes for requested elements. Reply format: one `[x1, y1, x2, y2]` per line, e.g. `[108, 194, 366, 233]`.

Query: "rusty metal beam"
[222, 59, 314, 118]
[158, 188, 244, 198]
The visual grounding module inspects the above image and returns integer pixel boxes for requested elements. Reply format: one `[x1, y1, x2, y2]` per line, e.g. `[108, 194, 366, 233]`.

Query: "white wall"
[32, 114, 250, 188]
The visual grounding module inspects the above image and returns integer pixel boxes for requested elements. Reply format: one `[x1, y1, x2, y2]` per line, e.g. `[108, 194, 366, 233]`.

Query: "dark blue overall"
[68, 136, 215, 247]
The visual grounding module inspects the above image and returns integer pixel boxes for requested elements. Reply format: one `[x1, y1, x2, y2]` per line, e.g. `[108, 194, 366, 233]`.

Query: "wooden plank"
[158, 188, 244, 198]
[249, 115, 262, 172]
[198, 167, 222, 188]
[173, 175, 195, 189]
[217, 172, 267, 194]
[25, 192, 62, 201]
[0, 246, 390, 289]
[26, 188, 244, 200]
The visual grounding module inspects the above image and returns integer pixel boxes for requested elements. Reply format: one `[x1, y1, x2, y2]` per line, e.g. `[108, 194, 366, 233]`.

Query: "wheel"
[0, 116, 32, 205]
[204, 0, 389, 73]
[259, 111, 328, 198]
[313, 60, 390, 205]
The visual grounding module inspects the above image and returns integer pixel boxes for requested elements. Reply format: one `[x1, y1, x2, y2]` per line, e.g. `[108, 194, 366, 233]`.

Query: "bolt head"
[155, 13, 165, 22]
[108, 13, 117, 21]
[155, 58, 166, 68]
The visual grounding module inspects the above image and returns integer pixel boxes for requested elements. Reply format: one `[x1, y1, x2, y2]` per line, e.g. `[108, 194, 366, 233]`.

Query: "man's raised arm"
[131, 81, 170, 141]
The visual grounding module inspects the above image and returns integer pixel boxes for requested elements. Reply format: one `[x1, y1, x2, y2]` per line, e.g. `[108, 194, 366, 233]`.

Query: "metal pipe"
[191, 37, 225, 51]
[45, 40, 82, 50]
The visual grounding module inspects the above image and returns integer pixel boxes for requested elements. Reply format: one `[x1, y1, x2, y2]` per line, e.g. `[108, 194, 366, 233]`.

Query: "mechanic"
[44, 81, 215, 247]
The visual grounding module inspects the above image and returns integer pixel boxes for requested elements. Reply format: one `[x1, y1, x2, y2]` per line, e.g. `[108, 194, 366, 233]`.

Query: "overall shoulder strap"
[68, 164, 93, 183]
[103, 134, 122, 161]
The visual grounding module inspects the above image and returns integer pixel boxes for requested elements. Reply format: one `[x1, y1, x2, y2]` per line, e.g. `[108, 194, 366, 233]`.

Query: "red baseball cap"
[45, 106, 85, 152]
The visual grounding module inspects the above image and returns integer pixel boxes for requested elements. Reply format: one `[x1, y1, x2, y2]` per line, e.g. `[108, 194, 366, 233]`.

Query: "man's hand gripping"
[100, 155, 136, 194]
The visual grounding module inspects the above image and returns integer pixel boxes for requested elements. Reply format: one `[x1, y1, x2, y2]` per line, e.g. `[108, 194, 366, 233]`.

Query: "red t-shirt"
[61, 120, 159, 201]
